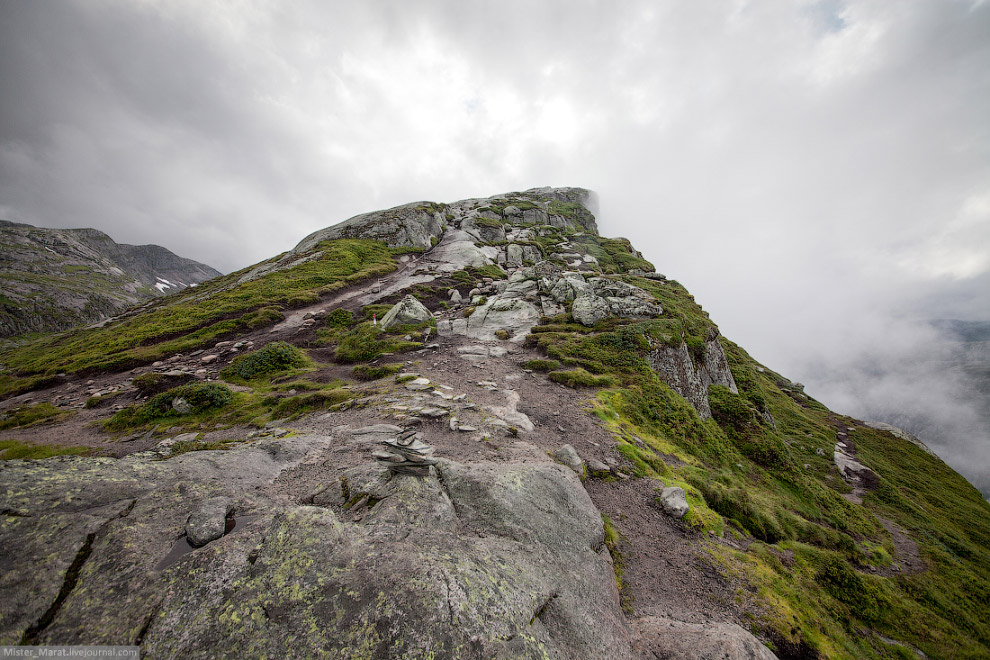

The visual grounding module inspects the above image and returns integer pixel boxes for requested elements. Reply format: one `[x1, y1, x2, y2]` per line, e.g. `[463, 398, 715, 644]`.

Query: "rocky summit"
[0, 187, 988, 659]
[0, 220, 221, 337]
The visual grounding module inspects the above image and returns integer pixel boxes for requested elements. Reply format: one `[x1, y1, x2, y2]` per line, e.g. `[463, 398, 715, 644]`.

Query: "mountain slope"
[0, 188, 988, 659]
[0, 220, 222, 337]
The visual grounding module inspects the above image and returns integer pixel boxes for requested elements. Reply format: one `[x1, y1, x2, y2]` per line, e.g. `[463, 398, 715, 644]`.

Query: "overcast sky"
[2, 1, 989, 488]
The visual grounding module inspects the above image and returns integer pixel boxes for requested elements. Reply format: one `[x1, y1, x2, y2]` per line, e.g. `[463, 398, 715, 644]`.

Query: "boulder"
[506, 244, 524, 268]
[185, 496, 235, 547]
[572, 295, 611, 327]
[290, 202, 446, 254]
[659, 487, 689, 518]
[171, 397, 192, 414]
[553, 444, 586, 477]
[381, 295, 432, 329]
[633, 617, 779, 659]
[547, 274, 592, 303]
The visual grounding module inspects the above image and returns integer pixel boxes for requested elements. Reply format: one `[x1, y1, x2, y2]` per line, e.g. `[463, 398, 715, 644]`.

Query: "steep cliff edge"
[0, 220, 221, 337]
[1, 188, 988, 659]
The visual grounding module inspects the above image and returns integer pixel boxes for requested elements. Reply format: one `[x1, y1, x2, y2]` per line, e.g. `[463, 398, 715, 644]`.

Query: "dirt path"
[876, 516, 926, 576]
[828, 418, 926, 576]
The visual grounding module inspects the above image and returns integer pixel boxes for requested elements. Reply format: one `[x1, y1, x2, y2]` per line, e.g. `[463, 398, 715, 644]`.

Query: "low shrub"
[105, 383, 233, 430]
[222, 342, 306, 380]
[326, 309, 355, 328]
[335, 325, 421, 363]
[815, 555, 893, 625]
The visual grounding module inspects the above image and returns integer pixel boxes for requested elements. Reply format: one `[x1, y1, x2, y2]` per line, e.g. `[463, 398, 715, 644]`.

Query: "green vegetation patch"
[266, 388, 354, 418]
[105, 383, 233, 430]
[352, 364, 403, 381]
[166, 438, 245, 458]
[222, 342, 306, 381]
[548, 368, 617, 388]
[0, 403, 68, 430]
[602, 515, 633, 614]
[334, 324, 422, 363]
[0, 439, 92, 460]
[522, 359, 561, 372]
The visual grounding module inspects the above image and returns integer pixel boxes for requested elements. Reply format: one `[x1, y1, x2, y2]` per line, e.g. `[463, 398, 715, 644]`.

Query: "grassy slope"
[524, 256, 990, 659]
[0, 239, 404, 397]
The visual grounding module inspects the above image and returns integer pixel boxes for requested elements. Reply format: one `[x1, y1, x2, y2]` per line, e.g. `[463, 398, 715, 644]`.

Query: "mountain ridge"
[0, 219, 222, 337]
[0, 187, 988, 659]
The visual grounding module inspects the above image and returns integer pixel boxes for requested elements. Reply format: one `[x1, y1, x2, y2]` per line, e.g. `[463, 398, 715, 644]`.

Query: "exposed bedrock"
[648, 328, 738, 419]
[0, 439, 636, 658]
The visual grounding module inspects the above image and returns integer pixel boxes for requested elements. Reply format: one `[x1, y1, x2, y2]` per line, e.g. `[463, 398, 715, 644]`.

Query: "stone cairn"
[372, 428, 437, 476]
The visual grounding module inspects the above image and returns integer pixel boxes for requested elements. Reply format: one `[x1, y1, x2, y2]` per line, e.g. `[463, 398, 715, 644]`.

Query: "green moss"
[522, 359, 561, 372]
[468, 265, 507, 281]
[352, 364, 402, 381]
[166, 438, 243, 458]
[0, 439, 91, 460]
[602, 515, 633, 614]
[547, 368, 617, 388]
[0, 403, 68, 430]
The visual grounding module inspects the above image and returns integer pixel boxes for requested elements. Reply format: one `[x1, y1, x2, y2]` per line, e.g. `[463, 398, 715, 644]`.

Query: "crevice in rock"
[20, 532, 95, 644]
[1, 507, 31, 517]
[134, 598, 162, 647]
[529, 591, 559, 626]
[432, 465, 461, 520]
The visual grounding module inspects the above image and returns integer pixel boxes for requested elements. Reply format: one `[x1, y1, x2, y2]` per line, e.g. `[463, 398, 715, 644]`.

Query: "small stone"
[457, 425, 478, 432]
[171, 397, 192, 414]
[586, 458, 611, 476]
[201, 355, 219, 364]
[552, 444, 585, 478]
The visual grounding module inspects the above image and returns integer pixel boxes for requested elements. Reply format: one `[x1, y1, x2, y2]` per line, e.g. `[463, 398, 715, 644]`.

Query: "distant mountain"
[0, 220, 222, 336]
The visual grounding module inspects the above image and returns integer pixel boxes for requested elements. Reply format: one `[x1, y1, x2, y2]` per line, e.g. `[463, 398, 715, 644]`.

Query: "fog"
[1, 1, 988, 492]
